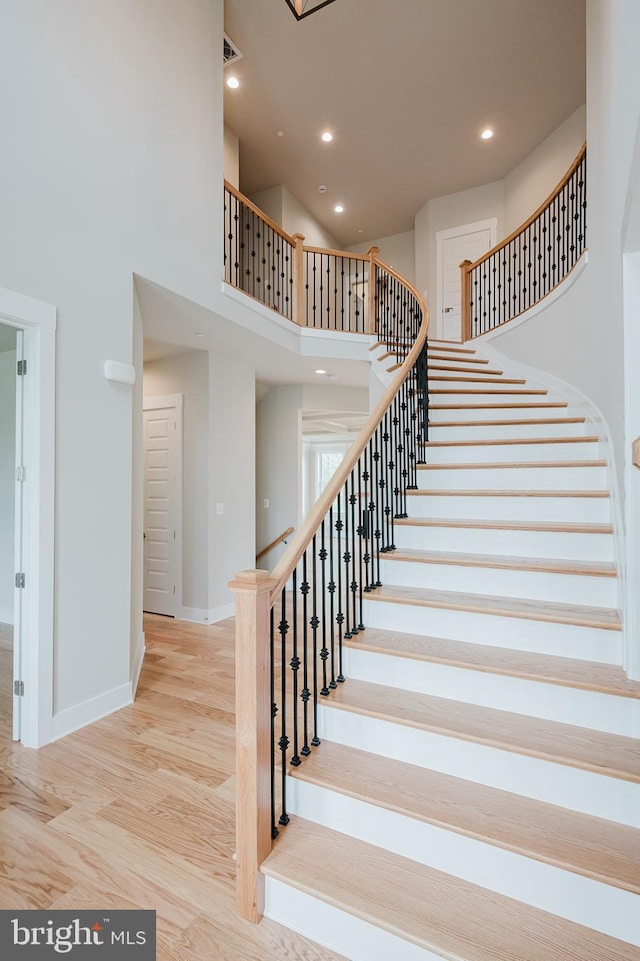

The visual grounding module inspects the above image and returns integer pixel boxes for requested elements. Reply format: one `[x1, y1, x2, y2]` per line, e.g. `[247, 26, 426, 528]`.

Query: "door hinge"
[16, 466, 26, 483]
[17, 359, 27, 376]
[15, 572, 25, 589]
[14, 680, 24, 697]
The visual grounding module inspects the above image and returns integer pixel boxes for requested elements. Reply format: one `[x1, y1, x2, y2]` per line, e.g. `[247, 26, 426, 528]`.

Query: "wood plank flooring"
[0, 615, 345, 961]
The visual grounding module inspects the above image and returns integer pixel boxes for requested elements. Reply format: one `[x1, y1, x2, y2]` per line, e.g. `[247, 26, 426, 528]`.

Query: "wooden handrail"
[302, 244, 369, 262]
[224, 180, 296, 246]
[269, 259, 430, 603]
[465, 142, 586, 273]
[256, 526, 295, 563]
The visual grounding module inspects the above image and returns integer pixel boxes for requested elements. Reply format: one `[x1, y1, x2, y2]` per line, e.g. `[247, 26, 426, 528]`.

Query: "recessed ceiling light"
[195, 332, 205, 337]
[334, 204, 344, 214]
[321, 131, 333, 143]
[318, 184, 328, 194]
[276, 130, 285, 137]
[315, 369, 327, 375]
[226, 76, 240, 89]
[357, 229, 363, 234]
[481, 128, 494, 140]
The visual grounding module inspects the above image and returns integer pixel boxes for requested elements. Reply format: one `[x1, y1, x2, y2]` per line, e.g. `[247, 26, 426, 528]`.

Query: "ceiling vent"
[223, 33, 243, 67]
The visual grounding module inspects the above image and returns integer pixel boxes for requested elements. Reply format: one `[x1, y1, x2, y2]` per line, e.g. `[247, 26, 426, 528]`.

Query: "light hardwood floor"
[0, 614, 345, 961]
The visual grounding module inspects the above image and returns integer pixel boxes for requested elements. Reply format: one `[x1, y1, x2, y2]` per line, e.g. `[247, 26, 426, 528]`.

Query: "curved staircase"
[259, 341, 640, 961]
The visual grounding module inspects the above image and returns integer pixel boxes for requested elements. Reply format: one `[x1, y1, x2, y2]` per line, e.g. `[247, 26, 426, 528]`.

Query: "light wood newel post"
[292, 233, 306, 326]
[459, 260, 473, 343]
[367, 246, 380, 335]
[229, 569, 276, 923]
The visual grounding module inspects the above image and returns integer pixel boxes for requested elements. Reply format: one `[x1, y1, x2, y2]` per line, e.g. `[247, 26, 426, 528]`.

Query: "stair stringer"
[476, 338, 627, 667]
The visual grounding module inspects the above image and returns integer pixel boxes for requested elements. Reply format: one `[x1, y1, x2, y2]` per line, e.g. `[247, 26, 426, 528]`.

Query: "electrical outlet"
[216, 503, 224, 515]
[264, 499, 270, 508]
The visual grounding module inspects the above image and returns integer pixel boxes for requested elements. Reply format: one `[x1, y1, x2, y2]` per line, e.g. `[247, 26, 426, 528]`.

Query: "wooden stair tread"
[394, 516, 613, 534]
[345, 627, 640, 697]
[428, 376, 527, 384]
[425, 435, 598, 447]
[429, 353, 490, 365]
[430, 388, 548, 395]
[428, 416, 586, 427]
[408, 488, 609, 497]
[428, 364, 505, 375]
[429, 402, 568, 410]
[325, 679, 638, 780]
[367, 584, 621, 631]
[384, 548, 616, 577]
[418, 459, 606, 470]
[263, 820, 639, 961]
[290, 741, 640, 893]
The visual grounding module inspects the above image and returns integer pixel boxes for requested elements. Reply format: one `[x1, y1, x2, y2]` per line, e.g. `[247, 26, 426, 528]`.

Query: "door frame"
[436, 219, 498, 340]
[142, 394, 183, 618]
[0, 285, 56, 748]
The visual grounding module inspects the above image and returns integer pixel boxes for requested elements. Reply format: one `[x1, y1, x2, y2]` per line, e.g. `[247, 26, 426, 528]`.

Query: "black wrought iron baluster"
[364, 439, 375, 592]
[335, 493, 345, 681]
[326, 255, 331, 328]
[312, 253, 318, 327]
[333, 259, 338, 332]
[300, 553, 311, 757]
[319, 520, 329, 696]
[319, 254, 324, 328]
[343, 479, 352, 639]
[349, 469, 359, 633]
[277, 590, 290, 826]
[328, 504, 337, 688]
[357, 459, 365, 630]
[310, 535, 320, 746]
[269, 606, 278, 838]
[289, 569, 301, 767]
[392, 392, 401, 519]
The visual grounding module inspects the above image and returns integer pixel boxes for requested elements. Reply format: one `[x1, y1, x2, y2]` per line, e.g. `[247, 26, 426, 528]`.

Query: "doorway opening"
[0, 287, 56, 748]
[436, 219, 498, 340]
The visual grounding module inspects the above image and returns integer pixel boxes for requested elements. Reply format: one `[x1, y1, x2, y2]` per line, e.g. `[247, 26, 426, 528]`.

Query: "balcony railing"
[460, 144, 587, 340]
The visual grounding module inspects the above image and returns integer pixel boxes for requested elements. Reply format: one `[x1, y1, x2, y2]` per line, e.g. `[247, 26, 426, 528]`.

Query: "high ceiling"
[223, 0, 586, 247]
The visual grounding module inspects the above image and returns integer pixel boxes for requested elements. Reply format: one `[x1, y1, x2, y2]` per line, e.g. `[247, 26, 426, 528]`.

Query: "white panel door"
[436, 221, 497, 341]
[143, 403, 181, 616]
[13, 330, 24, 740]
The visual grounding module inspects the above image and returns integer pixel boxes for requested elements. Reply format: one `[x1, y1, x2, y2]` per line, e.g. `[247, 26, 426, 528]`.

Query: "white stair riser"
[429, 406, 571, 422]
[429, 391, 550, 404]
[428, 366, 506, 378]
[428, 379, 529, 391]
[417, 465, 607, 491]
[428, 422, 587, 440]
[362, 598, 621, 663]
[317, 706, 640, 828]
[378, 558, 618, 607]
[393, 525, 614, 561]
[406, 493, 610, 523]
[343, 648, 639, 737]
[423, 441, 601, 463]
[265, 878, 435, 961]
[289, 780, 640, 945]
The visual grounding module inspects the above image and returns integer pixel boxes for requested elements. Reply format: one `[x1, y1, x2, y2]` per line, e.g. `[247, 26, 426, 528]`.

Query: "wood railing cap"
[228, 569, 277, 593]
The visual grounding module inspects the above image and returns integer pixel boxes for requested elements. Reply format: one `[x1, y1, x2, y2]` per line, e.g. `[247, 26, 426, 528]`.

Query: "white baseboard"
[131, 632, 146, 697]
[51, 682, 132, 742]
[0, 606, 14, 625]
[179, 603, 235, 624]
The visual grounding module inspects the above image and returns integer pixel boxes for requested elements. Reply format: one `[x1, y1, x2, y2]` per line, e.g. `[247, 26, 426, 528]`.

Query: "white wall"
[256, 383, 368, 569]
[504, 105, 586, 233]
[131, 293, 144, 671]
[348, 230, 416, 285]
[282, 188, 340, 249]
[224, 125, 240, 189]
[249, 186, 284, 226]
[0, 0, 224, 731]
[415, 180, 504, 306]
[208, 353, 255, 616]
[256, 385, 303, 569]
[143, 350, 210, 614]
[0, 348, 16, 623]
